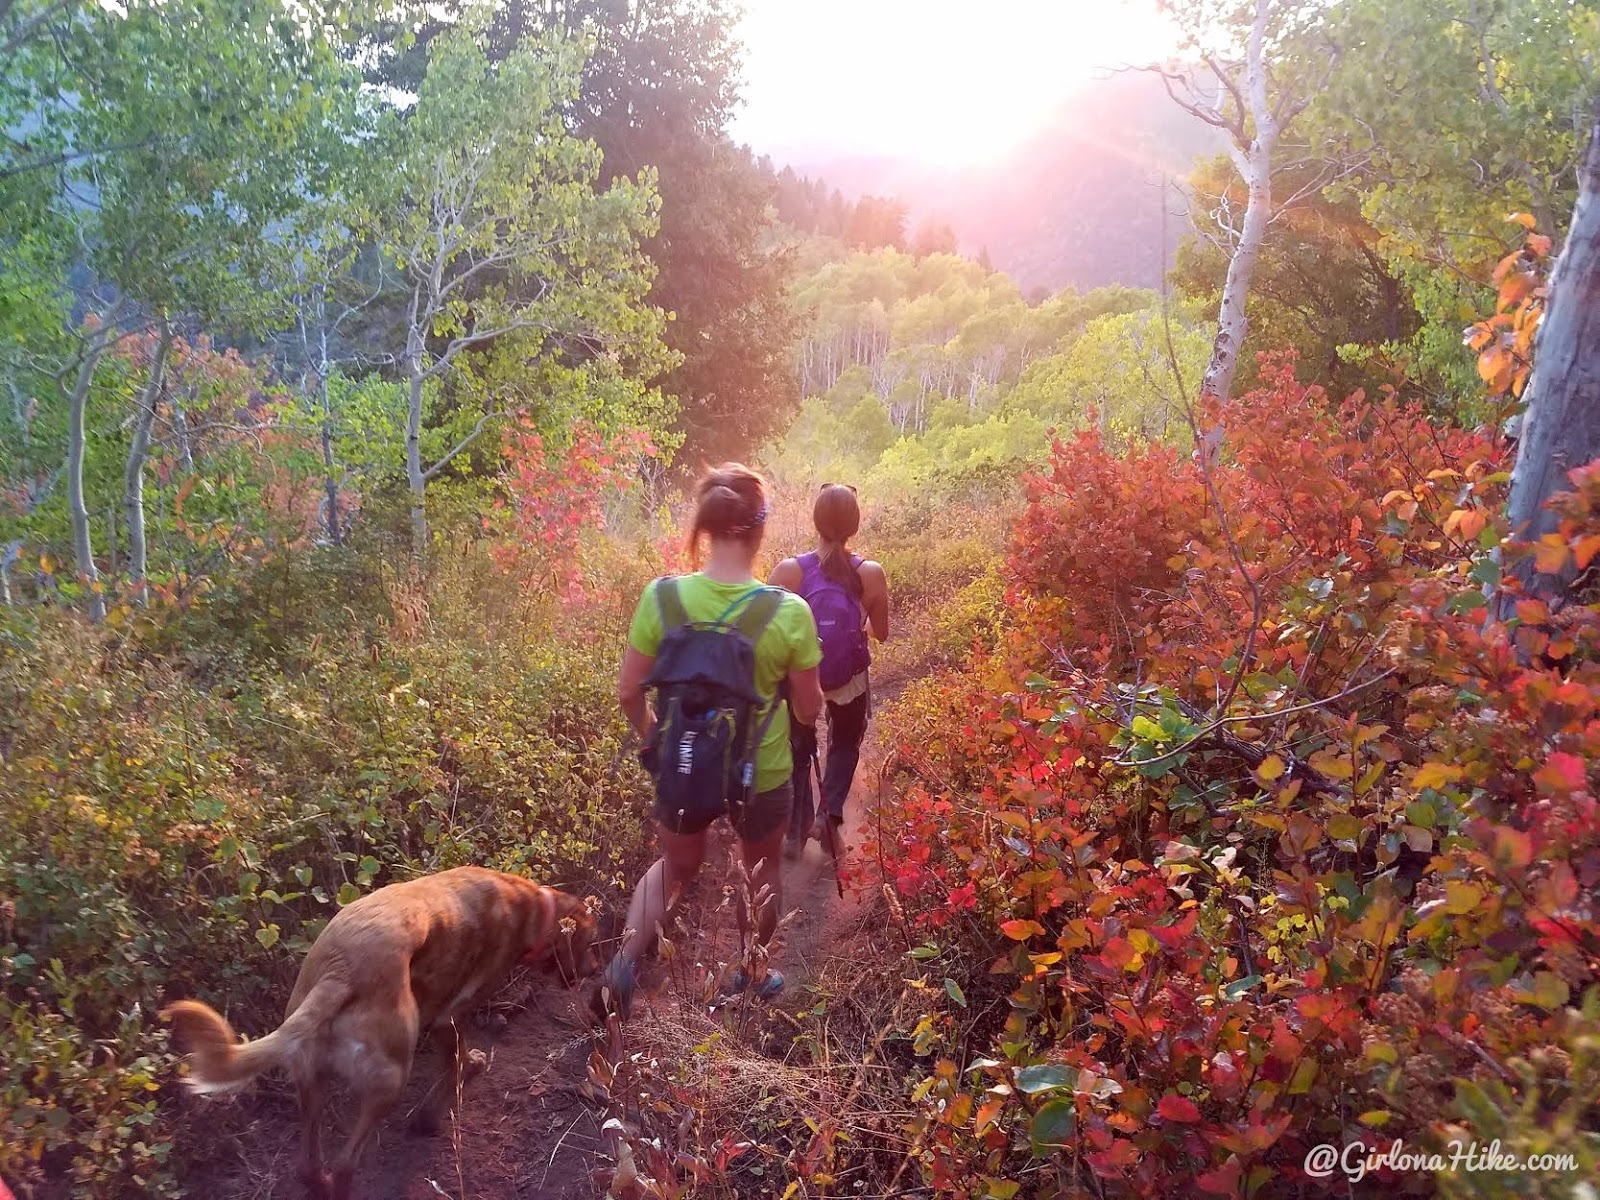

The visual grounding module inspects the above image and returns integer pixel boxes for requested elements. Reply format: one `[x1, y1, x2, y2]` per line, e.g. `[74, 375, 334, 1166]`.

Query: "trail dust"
[183, 688, 902, 1200]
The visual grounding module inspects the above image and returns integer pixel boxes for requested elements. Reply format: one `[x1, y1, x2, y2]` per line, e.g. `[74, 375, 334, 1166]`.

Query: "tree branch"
[421, 408, 500, 481]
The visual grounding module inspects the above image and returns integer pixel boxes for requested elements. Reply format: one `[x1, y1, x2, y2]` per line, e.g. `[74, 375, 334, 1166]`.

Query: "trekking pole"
[813, 747, 844, 899]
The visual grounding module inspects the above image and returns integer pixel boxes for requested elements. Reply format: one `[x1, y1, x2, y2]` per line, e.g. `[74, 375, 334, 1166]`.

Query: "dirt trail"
[186, 979, 606, 1200]
[189, 703, 895, 1200]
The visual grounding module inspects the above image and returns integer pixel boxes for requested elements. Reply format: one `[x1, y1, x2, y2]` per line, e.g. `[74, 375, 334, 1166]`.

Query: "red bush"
[870, 355, 1598, 1197]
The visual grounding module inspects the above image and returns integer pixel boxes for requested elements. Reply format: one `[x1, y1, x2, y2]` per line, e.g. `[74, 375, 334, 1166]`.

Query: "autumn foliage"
[489, 420, 660, 600]
[869, 354, 1599, 1196]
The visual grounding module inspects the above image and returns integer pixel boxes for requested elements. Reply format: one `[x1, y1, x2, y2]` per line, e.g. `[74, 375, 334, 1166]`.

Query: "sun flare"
[733, 0, 1178, 166]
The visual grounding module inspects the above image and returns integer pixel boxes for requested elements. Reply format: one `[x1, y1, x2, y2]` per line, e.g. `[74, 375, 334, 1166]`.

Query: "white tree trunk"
[123, 320, 173, 604]
[406, 337, 428, 560]
[319, 355, 342, 547]
[1504, 102, 1600, 602]
[1201, 0, 1278, 409]
[66, 333, 111, 622]
[1203, 154, 1272, 405]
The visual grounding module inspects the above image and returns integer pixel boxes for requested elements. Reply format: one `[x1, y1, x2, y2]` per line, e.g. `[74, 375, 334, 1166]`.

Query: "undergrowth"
[0, 544, 658, 1196]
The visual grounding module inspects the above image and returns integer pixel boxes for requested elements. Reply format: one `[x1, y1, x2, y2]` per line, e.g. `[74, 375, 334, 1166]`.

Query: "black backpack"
[640, 578, 785, 833]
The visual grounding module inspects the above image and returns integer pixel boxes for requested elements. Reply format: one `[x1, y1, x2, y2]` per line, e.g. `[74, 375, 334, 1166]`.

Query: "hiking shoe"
[724, 967, 785, 1000]
[591, 954, 637, 1021]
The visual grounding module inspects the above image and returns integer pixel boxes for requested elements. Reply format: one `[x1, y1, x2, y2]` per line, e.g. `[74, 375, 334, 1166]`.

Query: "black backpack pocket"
[640, 578, 785, 834]
[649, 694, 740, 834]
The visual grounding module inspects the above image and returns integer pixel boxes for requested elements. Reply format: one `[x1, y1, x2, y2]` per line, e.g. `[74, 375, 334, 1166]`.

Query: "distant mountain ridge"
[780, 72, 1223, 294]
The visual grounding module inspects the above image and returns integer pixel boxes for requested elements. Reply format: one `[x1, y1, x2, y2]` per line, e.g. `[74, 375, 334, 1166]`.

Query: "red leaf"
[1214, 1112, 1290, 1155]
[1098, 936, 1138, 971]
[1533, 752, 1587, 796]
[1156, 1094, 1202, 1123]
[1196, 1156, 1243, 1197]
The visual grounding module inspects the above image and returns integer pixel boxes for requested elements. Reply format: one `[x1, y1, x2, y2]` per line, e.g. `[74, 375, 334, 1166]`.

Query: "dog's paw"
[296, 1165, 335, 1200]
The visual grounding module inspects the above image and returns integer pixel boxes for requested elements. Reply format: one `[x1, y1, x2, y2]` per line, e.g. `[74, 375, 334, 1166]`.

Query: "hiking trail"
[188, 689, 899, 1200]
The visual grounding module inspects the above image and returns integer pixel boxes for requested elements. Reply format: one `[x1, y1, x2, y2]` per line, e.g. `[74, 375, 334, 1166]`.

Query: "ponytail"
[813, 483, 862, 598]
[687, 464, 768, 567]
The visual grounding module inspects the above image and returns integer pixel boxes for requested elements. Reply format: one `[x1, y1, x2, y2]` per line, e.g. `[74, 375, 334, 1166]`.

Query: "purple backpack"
[798, 551, 871, 692]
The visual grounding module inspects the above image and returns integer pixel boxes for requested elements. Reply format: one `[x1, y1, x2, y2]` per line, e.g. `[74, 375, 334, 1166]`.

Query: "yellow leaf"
[1506, 212, 1537, 230]
[1411, 762, 1462, 791]
[1444, 881, 1483, 915]
[1308, 751, 1354, 781]
[1256, 755, 1286, 782]
[1327, 813, 1365, 841]
[1288, 1057, 1318, 1095]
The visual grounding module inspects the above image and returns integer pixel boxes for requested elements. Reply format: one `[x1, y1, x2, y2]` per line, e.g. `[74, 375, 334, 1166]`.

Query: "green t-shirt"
[628, 574, 821, 793]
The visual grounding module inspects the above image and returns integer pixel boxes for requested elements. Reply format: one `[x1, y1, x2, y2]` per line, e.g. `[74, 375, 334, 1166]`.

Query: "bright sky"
[730, 0, 1178, 166]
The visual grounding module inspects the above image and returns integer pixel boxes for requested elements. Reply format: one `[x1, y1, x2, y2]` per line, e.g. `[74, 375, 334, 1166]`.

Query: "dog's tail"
[161, 976, 351, 1096]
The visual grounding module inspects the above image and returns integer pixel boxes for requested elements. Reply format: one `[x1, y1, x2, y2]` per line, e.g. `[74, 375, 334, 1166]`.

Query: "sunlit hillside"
[787, 73, 1224, 291]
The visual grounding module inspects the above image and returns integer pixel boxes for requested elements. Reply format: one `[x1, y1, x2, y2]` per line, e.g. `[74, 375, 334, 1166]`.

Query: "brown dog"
[162, 867, 599, 1199]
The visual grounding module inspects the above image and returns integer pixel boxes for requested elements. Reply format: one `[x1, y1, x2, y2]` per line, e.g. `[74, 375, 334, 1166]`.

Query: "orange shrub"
[867, 355, 1598, 1198]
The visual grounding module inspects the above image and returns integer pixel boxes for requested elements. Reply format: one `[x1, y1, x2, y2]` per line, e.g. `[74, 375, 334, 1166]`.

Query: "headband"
[729, 498, 768, 534]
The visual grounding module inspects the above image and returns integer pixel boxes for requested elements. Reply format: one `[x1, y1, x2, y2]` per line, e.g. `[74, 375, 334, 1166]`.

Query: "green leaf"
[1130, 714, 1165, 741]
[255, 924, 280, 950]
[1015, 1064, 1076, 1095]
[907, 944, 940, 960]
[1223, 974, 1263, 1001]
[1287, 1056, 1318, 1095]
[1030, 1098, 1076, 1156]
[943, 977, 967, 1008]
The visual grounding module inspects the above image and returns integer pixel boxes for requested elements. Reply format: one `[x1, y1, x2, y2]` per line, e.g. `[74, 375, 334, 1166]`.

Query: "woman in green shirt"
[600, 464, 823, 1015]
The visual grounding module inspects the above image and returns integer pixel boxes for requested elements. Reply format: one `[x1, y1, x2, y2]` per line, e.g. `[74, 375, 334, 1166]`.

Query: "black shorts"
[653, 780, 794, 842]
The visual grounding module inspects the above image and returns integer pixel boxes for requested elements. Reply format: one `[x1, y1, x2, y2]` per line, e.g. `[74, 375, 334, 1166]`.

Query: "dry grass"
[591, 768, 933, 1199]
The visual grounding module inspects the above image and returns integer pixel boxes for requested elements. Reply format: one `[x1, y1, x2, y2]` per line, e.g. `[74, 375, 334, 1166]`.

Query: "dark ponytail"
[687, 463, 768, 567]
[813, 483, 862, 598]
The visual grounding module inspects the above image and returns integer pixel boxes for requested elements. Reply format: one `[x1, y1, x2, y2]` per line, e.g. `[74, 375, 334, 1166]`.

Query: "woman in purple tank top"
[770, 484, 890, 860]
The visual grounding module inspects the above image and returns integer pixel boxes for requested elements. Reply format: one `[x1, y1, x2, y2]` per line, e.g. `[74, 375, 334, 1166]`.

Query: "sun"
[733, 0, 1179, 167]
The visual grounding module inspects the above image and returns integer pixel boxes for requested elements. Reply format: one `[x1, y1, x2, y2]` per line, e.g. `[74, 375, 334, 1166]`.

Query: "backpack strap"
[732, 586, 783, 645]
[733, 587, 786, 732]
[743, 692, 786, 786]
[654, 576, 689, 632]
